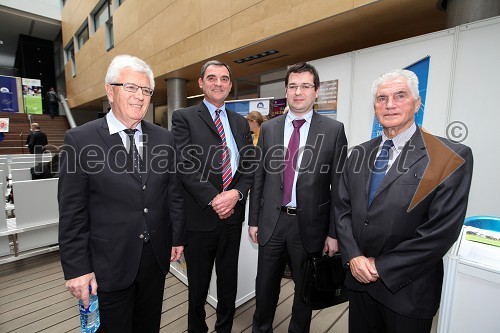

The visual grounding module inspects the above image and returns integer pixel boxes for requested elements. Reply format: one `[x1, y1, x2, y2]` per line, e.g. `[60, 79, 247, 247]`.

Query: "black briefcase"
[301, 253, 349, 310]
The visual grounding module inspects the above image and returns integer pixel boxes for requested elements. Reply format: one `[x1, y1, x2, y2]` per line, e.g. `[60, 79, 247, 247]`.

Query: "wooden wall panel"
[62, 0, 378, 108]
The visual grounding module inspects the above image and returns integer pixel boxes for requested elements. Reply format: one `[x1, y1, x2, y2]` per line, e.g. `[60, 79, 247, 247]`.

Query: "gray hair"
[200, 60, 232, 80]
[105, 54, 155, 90]
[371, 69, 419, 103]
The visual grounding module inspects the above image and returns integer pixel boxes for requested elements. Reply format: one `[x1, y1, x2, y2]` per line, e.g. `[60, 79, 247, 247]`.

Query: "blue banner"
[371, 56, 430, 138]
[0, 75, 19, 112]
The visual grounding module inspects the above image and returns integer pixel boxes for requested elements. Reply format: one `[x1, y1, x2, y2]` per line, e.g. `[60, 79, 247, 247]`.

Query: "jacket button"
[364, 220, 369, 226]
[142, 185, 146, 190]
[144, 208, 149, 213]
[139, 234, 144, 239]
[280, 186, 283, 190]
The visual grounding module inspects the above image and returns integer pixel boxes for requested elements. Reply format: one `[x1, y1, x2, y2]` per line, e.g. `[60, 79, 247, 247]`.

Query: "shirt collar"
[106, 110, 143, 135]
[381, 122, 416, 152]
[203, 99, 226, 118]
[285, 109, 313, 124]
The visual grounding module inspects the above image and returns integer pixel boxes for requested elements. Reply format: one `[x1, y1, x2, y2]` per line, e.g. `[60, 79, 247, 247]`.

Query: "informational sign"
[22, 78, 43, 114]
[370, 56, 430, 138]
[0, 118, 9, 132]
[314, 79, 338, 120]
[0, 75, 19, 112]
[272, 98, 287, 118]
[226, 97, 272, 117]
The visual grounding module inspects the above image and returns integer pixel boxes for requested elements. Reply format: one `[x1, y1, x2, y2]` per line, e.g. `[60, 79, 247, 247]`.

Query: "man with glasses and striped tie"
[171, 60, 255, 333]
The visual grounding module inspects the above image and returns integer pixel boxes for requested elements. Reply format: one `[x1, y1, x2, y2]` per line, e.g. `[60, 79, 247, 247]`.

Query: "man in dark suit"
[248, 62, 348, 333]
[27, 122, 48, 154]
[171, 60, 254, 333]
[58, 55, 185, 332]
[335, 69, 473, 333]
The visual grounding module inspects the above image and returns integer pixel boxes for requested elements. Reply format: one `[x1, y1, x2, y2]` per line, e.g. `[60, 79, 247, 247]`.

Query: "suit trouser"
[349, 290, 433, 333]
[252, 211, 312, 333]
[97, 241, 166, 333]
[184, 221, 242, 333]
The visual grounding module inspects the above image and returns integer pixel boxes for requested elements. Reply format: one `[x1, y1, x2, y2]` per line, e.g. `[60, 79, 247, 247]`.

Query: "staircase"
[0, 112, 70, 155]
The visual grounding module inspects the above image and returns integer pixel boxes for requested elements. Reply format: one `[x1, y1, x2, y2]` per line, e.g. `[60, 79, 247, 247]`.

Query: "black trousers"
[97, 241, 166, 333]
[252, 211, 312, 333]
[48, 102, 59, 118]
[349, 290, 433, 333]
[184, 221, 242, 333]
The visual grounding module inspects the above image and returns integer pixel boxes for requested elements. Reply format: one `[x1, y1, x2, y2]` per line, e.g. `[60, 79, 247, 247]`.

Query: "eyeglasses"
[110, 83, 154, 96]
[286, 83, 316, 91]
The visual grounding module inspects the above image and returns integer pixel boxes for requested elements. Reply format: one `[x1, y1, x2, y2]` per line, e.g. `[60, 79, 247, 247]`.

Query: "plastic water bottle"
[79, 291, 100, 333]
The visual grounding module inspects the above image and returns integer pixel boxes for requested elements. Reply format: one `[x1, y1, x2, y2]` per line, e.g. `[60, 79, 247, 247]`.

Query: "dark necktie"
[214, 109, 232, 191]
[282, 119, 306, 206]
[123, 128, 142, 176]
[368, 139, 394, 205]
[123, 128, 149, 242]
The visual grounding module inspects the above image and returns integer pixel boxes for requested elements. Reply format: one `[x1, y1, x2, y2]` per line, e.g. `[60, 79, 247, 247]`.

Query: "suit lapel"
[373, 128, 427, 199]
[140, 121, 152, 185]
[96, 117, 128, 169]
[297, 112, 321, 181]
[273, 116, 286, 183]
[96, 117, 141, 182]
[197, 102, 219, 137]
[365, 138, 382, 200]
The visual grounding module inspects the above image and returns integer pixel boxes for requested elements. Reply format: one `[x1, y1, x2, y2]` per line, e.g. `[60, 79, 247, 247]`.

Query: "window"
[65, 42, 76, 77]
[93, 0, 111, 32]
[76, 22, 89, 50]
[106, 18, 114, 51]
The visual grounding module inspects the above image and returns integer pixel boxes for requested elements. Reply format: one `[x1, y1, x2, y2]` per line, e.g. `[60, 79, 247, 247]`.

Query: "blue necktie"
[368, 139, 394, 205]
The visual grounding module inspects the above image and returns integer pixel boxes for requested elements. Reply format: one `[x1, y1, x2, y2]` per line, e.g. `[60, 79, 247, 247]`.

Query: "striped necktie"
[214, 109, 232, 191]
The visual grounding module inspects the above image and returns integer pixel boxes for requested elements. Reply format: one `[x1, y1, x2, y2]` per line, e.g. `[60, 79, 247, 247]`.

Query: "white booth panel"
[310, 52, 353, 136]
[448, 17, 500, 217]
[350, 29, 455, 146]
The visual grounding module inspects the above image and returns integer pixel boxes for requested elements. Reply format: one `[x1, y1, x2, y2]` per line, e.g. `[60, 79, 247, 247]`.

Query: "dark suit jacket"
[335, 126, 473, 319]
[28, 130, 48, 154]
[171, 102, 254, 231]
[249, 112, 347, 254]
[58, 117, 185, 292]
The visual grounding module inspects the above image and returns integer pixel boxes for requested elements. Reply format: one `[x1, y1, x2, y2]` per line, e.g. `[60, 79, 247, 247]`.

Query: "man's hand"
[323, 236, 338, 256]
[249, 226, 258, 243]
[211, 190, 239, 218]
[65, 272, 98, 308]
[349, 256, 379, 284]
[170, 246, 184, 262]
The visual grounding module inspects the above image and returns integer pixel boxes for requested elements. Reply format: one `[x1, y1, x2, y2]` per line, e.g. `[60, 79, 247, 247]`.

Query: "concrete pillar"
[164, 78, 187, 129]
[445, 0, 500, 28]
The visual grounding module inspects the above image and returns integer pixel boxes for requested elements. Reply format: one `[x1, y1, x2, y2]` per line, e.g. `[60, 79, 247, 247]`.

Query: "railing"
[59, 94, 77, 128]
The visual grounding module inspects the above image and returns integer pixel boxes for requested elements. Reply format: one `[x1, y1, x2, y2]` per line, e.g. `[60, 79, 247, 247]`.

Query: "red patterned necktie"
[214, 109, 232, 191]
[282, 119, 306, 206]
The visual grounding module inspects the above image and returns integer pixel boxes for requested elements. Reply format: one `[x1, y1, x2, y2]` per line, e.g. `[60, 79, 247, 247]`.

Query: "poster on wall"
[272, 98, 287, 118]
[314, 79, 338, 120]
[0, 75, 20, 112]
[370, 56, 430, 138]
[226, 97, 272, 117]
[0, 118, 9, 132]
[22, 78, 43, 114]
